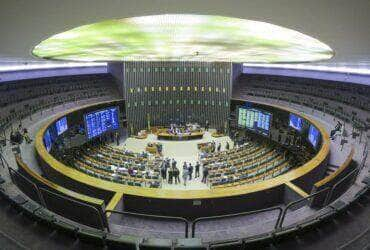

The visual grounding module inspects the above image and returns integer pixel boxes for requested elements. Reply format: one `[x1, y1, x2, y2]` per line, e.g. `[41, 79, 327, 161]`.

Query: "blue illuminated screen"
[308, 125, 320, 148]
[55, 116, 68, 135]
[43, 129, 52, 152]
[84, 107, 119, 139]
[238, 107, 272, 135]
[289, 114, 303, 131]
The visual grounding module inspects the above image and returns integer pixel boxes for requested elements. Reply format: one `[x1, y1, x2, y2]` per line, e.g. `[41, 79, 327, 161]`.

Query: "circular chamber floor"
[115, 129, 233, 190]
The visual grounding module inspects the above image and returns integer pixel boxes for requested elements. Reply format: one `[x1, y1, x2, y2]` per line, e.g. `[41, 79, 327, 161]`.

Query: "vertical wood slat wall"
[123, 61, 232, 134]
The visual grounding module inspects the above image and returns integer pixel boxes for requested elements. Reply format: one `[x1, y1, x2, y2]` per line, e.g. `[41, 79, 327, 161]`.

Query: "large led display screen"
[55, 116, 68, 135]
[43, 129, 52, 152]
[84, 107, 119, 139]
[308, 125, 320, 148]
[238, 107, 272, 135]
[289, 113, 303, 131]
[32, 14, 333, 63]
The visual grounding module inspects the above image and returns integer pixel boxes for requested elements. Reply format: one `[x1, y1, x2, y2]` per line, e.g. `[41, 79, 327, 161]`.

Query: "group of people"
[167, 123, 201, 136]
[210, 141, 230, 153]
[10, 124, 32, 145]
[200, 141, 230, 157]
[181, 161, 200, 186]
[160, 158, 181, 184]
[160, 158, 209, 186]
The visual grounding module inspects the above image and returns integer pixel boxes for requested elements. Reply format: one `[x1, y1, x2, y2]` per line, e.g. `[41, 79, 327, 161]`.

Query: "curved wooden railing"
[12, 156, 109, 230]
[34, 99, 330, 200]
[310, 147, 357, 207]
[315, 148, 355, 188]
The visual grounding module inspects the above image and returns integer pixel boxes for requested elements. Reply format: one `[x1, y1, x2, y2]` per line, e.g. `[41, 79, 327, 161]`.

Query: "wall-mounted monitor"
[289, 113, 303, 131]
[43, 129, 52, 152]
[308, 125, 320, 148]
[55, 116, 68, 135]
[238, 107, 272, 136]
[84, 106, 120, 139]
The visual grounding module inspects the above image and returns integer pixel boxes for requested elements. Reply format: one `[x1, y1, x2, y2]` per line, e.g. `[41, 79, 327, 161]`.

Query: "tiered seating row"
[0, 74, 118, 130]
[233, 74, 370, 128]
[57, 143, 162, 188]
[201, 142, 263, 165]
[236, 74, 370, 112]
[203, 141, 294, 188]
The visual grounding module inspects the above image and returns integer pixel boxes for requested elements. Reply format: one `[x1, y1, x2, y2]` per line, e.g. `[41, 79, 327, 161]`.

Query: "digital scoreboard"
[84, 107, 119, 139]
[238, 107, 272, 136]
[55, 116, 68, 135]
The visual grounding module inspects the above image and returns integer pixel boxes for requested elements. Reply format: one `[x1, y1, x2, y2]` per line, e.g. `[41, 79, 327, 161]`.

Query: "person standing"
[225, 141, 230, 151]
[168, 167, 173, 184]
[110, 132, 115, 143]
[205, 120, 209, 131]
[174, 166, 180, 184]
[23, 128, 32, 144]
[188, 163, 193, 180]
[217, 143, 221, 152]
[195, 162, 200, 178]
[161, 162, 167, 182]
[115, 131, 120, 146]
[202, 165, 209, 183]
[211, 141, 216, 153]
[182, 164, 188, 186]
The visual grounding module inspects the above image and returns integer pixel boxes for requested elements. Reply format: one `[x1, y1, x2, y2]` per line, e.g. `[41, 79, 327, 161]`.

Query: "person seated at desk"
[117, 166, 128, 173]
[128, 167, 136, 176]
[111, 172, 120, 181]
[145, 169, 155, 178]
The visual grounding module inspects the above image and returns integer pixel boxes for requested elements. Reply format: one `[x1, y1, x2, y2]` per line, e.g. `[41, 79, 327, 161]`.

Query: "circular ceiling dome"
[32, 14, 333, 63]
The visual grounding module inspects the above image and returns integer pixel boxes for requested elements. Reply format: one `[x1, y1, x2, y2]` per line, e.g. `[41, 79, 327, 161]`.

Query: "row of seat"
[204, 140, 294, 187]
[57, 143, 163, 188]
[0, 74, 114, 107]
[236, 74, 370, 112]
[234, 75, 370, 129]
[210, 156, 291, 188]
[0, 74, 118, 131]
[201, 142, 263, 165]
[6, 173, 368, 249]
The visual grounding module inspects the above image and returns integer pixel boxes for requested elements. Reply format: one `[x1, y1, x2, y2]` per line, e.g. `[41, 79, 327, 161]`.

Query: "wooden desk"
[211, 132, 225, 138]
[157, 131, 204, 141]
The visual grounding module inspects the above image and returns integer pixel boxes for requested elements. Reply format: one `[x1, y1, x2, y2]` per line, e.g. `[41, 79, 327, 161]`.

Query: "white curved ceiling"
[0, 0, 369, 67]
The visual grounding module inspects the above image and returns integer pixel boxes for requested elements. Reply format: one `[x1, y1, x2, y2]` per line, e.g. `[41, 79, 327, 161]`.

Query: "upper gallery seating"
[0, 74, 118, 131]
[233, 74, 370, 129]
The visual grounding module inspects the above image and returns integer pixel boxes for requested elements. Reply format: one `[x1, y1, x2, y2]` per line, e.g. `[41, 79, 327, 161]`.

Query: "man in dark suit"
[168, 167, 173, 184]
[202, 165, 209, 183]
[188, 163, 193, 180]
[173, 166, 180, 184]
[195, 162, 200, 178]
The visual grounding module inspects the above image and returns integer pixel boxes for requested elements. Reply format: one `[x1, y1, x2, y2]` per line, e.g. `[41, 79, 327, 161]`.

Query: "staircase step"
[328, 166, 339, 172]
[325, 164, 340, 177]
